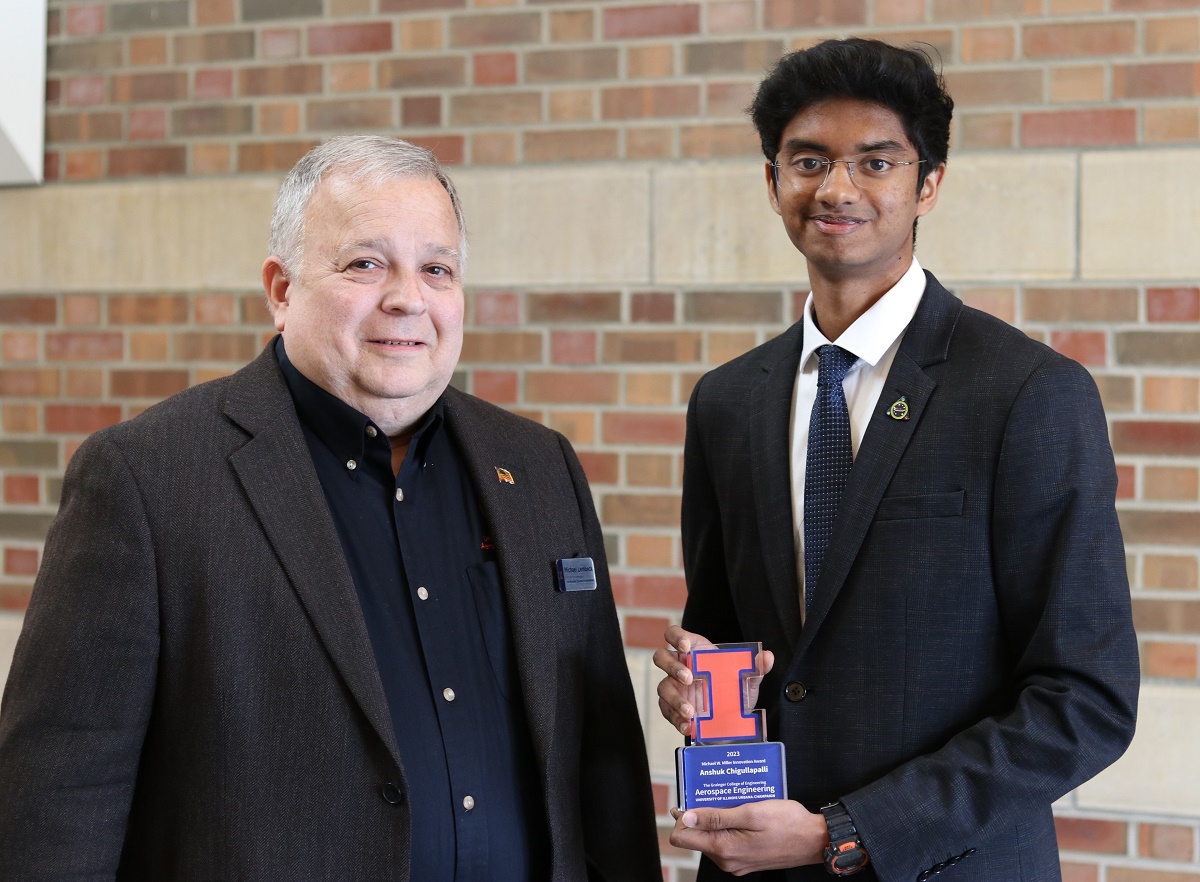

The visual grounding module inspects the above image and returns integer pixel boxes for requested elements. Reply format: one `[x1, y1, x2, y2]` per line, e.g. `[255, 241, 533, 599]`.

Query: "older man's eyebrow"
[426, 245, 462, 265]
[333, 240, 462, 267]
[334, 238, 390, 260]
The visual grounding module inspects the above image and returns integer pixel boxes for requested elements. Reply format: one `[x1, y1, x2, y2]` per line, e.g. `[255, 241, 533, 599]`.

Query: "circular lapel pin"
[888, 397, 910, 420]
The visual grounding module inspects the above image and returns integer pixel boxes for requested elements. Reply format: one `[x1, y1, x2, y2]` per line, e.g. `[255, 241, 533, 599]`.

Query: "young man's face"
[767, 97, 943, 295]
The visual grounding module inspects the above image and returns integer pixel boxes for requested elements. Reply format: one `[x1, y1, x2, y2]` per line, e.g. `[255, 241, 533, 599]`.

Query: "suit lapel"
[796, 275, 962, 654]
[441, 390, 559, 773]
[223, 346, 401, 768]
[750, 323, 806, 653]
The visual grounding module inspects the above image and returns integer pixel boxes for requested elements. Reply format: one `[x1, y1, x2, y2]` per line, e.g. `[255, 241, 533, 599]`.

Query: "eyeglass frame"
[770, 154, 926, 191]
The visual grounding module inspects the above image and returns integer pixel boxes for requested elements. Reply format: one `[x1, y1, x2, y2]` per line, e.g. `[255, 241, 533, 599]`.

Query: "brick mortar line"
[1131, 592, 1200, 605]
[1057, 807, 1200, 825]
[45, 15, 1200, 36]
[48, 64, 1197, 86]
[44, 43, 1200, 73]
[1123, 537, 1200, 552]
[1065, 854, 1200, 873]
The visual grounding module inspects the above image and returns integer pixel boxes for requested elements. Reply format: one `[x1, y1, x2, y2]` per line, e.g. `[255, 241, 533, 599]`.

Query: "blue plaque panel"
[676, 741, 787, 810]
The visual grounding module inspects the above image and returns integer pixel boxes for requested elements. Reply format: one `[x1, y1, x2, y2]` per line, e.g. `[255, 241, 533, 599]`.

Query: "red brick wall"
[41, 0, 1200, 177]
[4, 1, 1200, 879]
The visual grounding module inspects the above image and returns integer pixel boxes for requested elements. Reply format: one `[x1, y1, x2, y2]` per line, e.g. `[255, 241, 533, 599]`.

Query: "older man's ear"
[262, 256, 290, 331]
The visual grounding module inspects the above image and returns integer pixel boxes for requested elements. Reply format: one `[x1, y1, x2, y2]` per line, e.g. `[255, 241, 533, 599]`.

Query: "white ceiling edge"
[0, 0, 48, 187]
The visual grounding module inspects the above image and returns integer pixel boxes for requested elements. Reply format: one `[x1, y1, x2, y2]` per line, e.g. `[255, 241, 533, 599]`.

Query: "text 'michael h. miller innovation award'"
[676, 643, 788, 810]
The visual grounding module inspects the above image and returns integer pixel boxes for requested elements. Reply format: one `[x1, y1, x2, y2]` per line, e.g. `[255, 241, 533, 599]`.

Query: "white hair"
[268, 135, 468, 275]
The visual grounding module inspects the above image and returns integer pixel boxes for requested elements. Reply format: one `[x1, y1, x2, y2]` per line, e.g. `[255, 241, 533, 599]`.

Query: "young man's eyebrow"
[780, 138, 828, 154]
[858, 139, 908, 153]
[778, 138, 910, 155]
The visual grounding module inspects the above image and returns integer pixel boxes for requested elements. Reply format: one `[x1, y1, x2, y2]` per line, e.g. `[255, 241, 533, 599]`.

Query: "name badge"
[556, 557, 597, 592]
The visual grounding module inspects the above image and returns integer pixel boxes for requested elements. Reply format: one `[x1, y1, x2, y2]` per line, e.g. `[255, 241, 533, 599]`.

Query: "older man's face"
[266, 173, 464, 435]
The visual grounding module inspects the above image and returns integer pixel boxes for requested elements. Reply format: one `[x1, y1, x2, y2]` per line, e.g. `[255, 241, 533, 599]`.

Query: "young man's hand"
[652, 625, 774, 736]
[669, 799, 828, 874]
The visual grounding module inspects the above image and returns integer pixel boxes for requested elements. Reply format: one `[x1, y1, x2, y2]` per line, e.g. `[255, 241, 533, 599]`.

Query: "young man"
[655, 39, 1138, 881]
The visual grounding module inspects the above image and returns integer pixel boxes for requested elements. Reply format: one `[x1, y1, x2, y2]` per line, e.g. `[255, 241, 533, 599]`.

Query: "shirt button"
[395, 488, 404, 502]
[346, 459, 357, 471]
[366, 426, 377, 438]
[463, 795, 475, 811]
[417, 587, 429, 601]
[443, 687, 455, 702]
[784, 681, 808, 702]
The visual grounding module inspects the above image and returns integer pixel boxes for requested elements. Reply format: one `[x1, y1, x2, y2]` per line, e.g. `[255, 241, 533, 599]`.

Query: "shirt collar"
[800, 256, 927, 373]
[275, 337, 443, 470]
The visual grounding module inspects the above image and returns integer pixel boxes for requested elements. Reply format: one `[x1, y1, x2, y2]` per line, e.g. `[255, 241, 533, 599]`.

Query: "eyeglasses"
[771, 153, 925, 191]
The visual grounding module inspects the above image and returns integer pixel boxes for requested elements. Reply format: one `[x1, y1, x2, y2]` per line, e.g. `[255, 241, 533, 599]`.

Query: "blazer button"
[784, 681, 807, 702]
[380, 782, 404, 805]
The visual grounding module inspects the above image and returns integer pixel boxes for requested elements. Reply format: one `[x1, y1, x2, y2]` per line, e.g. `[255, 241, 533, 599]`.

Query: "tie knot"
[816, 345, 857, 386]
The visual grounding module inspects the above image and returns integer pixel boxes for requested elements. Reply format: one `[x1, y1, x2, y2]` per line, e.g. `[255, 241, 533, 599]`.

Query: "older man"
[0, 135, 659, 881]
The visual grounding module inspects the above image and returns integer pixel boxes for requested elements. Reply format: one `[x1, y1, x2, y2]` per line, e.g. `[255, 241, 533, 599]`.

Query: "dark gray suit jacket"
[681, 274, 1139, 882]
[0, 343, 660, 881]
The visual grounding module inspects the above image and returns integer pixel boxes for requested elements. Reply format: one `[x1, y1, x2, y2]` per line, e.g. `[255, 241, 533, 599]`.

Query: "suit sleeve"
[557, 433, 662, 881]
[0, 434, 159, 879]
[844, 357, 1140, 882]
[680, 374, 744, 644]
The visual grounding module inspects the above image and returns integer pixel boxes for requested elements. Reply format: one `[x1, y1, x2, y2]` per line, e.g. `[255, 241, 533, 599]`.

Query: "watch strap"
[821, 802, 869, 876]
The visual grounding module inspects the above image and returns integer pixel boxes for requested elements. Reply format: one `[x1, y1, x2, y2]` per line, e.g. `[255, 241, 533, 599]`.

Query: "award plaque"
[676, 643, 788, 810]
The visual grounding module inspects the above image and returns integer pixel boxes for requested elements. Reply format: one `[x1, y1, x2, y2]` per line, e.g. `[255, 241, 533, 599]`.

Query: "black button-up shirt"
[277, 340, 549, 881]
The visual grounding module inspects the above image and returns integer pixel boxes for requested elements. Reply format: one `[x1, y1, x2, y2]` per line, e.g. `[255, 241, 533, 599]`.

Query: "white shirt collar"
[800, 256, 927, 372]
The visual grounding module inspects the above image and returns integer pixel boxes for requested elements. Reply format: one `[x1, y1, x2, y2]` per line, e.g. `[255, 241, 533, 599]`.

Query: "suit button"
[380, 782, 404, 805]
[785, 682, 807, 702]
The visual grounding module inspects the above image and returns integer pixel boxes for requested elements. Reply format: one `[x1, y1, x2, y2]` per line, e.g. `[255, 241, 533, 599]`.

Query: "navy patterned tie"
[804, 345, 858, 612]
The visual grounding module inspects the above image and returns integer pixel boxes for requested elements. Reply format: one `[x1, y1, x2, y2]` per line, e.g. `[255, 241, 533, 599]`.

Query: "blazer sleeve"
[0, 433, 160, 879]
[558, 433, 662, 881]
[680, 374, 745, 644]
[843, 357, 1140, 882]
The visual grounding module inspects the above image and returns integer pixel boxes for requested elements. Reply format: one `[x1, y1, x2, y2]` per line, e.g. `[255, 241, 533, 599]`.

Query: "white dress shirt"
[790, 257, 927, 619]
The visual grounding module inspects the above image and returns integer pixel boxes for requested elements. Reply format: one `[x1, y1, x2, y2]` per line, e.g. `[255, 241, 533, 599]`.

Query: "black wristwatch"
[821, 802, 870, 876]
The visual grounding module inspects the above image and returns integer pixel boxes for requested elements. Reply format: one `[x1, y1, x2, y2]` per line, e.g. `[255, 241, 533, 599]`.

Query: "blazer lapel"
[750, 323, 806, 653]
[796, 276, 962, 653]
[440, 391, 559, 773]
[223, 347, 401, 768]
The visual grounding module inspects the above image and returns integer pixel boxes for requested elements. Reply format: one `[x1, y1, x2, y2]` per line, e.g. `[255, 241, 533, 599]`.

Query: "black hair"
[750, 38, 954, 193]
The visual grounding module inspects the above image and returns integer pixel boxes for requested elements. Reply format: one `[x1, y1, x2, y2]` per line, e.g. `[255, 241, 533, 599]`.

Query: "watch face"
[833, 849, 868, 871]
[826, 843, 869, 876]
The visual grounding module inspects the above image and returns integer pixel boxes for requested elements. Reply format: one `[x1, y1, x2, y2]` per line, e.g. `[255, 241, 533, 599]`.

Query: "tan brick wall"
[3, 1, 1200, 879]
